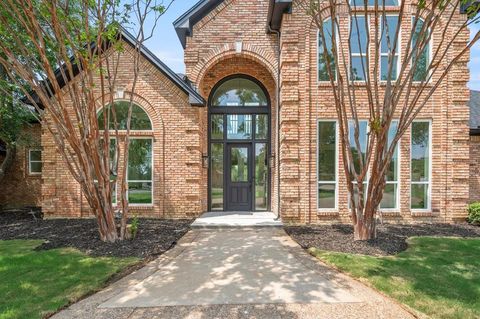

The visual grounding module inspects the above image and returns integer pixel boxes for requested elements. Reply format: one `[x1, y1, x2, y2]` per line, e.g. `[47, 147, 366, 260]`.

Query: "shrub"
[467, 202, 480, 225]
[130, 215, 139, 239]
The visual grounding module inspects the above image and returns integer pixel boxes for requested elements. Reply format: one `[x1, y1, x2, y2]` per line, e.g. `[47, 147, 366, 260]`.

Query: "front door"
[226, 144, 252, 211]
[208, 75, 271, 212]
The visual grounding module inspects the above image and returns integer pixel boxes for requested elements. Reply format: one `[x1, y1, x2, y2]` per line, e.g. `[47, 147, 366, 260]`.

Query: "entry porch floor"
[191, 211, 283, 228]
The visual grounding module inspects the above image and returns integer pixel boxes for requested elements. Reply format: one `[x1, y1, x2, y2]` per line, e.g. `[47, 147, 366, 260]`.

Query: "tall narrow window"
[380, 15, 400, 81]
[211, 115, 224, 139]
[28, 149, 42, 174]
[255, 143, 268, 210]
[128, 139, 153, 205]
[318, 19, 336, 81]
[412, 17, 430, 82]
[211, 143, 224, 210]
[381, 121, 399, 209]
[350, 16, 368, 81]
[349, 120, 368, 207]
[318, 121, 337, 209]
[411, 121, 430, 210]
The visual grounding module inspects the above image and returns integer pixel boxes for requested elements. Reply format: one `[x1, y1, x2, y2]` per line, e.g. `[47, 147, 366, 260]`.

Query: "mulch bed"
[285, 223, 480, 256]
[0, 209, 192, 258]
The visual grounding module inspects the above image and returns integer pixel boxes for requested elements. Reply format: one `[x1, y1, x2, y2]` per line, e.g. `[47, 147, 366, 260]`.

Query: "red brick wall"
[470, 135, 480, 203]
[0, 124, 42, 209]
[6, 0, 471, 223]
[41, 45, 204, 218]
[278, 1, 470, 223]
[184, 0, 280, 214]
[183, 0, 470, 223]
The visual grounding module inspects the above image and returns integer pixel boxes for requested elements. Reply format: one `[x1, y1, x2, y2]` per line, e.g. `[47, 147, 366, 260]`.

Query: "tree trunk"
[353, 212, 376, 240]
[0, 144, 15, 183]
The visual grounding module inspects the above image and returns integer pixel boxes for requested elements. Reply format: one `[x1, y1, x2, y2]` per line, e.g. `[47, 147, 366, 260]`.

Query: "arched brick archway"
[198, 55, 277, 105]
[191, 44, 278, 91]
[195, 53, 278, 213]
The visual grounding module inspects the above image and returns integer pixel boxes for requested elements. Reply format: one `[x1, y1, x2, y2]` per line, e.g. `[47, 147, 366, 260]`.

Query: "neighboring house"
[0, 0, 477, 223]
[470, 90, 480, 204]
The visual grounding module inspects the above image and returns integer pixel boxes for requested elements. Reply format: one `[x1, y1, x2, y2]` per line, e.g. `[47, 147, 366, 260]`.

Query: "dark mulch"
[0, 209, 192, 259]
[285, 223, 480, 256]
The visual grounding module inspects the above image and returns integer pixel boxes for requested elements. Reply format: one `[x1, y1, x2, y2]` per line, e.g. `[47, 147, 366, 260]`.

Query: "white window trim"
[28, 149, 42, 175]
[317, 18, 339, 83]
[127, 137, 154, 206]
[96, 99, 154, 133]
[410, 119, 432, 212]
[379, 14, 402, 83]
[380, 120, 401, 212]
[350, 0, 401, 7]
[317, 120, 339, 211]
[410, 17, 433, 84]
[349, 15, 370, 82]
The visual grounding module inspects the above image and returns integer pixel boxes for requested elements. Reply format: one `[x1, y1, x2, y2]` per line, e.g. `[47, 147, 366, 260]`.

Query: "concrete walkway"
[191, 211, 283, 227]
[52, 229, 415, 319]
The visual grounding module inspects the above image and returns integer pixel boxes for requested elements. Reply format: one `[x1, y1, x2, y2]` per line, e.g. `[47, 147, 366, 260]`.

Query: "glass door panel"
[227, 145, 252, 211]
[210, 143, 224, 210]
[230, 147, 249, 182]
[255, 143, 268, 210]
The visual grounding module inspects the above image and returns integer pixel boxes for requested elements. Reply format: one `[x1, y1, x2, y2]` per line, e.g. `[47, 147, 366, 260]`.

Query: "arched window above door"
[97, 101, 152, 130]
[211, 77, 268, 107]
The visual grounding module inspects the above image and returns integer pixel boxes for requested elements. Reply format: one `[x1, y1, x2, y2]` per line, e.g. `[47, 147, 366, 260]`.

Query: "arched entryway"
[208, 74, 271, 212]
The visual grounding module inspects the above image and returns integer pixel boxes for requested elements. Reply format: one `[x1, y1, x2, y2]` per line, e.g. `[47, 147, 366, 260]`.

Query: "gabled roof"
[120, 29, 205, 106]
[173, 0, 223, 49]
[26, 28, 205, 107]
[470, 90, 480, 135]
[173, 0, 292, 49]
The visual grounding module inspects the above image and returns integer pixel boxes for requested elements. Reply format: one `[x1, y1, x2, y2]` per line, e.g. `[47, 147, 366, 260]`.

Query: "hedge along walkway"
[52, 229, 415, 319]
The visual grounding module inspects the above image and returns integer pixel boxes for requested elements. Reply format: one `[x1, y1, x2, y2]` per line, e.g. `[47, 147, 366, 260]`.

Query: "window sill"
[411, 210, 433, 217]
[127, 204, 154, 210]
[379, 210, 401, 217]
[317, 210, 339, 216]
[28, 173, 42, 177]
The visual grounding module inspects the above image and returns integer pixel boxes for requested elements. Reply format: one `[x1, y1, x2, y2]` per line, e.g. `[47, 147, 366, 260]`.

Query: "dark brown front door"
[226, 144, 252, 211]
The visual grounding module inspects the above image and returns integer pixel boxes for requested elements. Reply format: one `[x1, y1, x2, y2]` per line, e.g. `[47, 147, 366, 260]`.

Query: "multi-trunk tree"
[300, 0, 480, 239]
[0, 0, 172, 242]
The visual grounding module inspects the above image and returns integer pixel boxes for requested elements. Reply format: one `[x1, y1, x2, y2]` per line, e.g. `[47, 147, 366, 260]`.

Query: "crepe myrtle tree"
[0, 0, 173, 242]
[298, 0, 480, 240]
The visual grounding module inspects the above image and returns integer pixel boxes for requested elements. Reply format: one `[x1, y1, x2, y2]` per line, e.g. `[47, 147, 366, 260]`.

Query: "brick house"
[1, 0, 479, 223]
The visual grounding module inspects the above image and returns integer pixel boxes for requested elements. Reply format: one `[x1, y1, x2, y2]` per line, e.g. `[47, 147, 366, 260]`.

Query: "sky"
[142, 0, 480, 90]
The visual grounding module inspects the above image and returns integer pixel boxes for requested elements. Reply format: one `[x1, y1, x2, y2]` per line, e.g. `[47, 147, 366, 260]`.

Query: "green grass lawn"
[0, 240, 138, 319]
[310, 237, 480, 319]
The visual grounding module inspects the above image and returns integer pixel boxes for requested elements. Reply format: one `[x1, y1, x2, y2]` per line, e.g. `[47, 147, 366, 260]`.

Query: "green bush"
[467, 202, 480, 225]
[130, 215, 139, 239]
